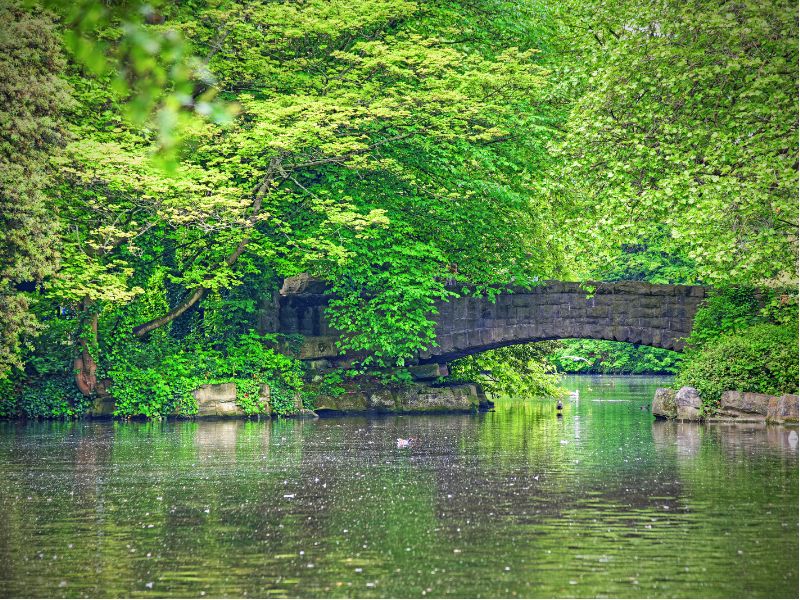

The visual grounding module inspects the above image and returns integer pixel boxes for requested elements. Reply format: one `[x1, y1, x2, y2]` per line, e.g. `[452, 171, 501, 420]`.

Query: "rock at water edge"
[676, 386, 702, 421]
[652, 388, 677, 419]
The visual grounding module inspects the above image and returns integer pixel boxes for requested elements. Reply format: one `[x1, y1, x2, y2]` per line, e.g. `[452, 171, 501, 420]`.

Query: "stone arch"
[269, 277, 708, 363]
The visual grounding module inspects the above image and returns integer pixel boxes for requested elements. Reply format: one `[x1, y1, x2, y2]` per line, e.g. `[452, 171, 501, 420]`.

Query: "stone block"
[368, 390, 396, 410]
[720, 390, 773, 417]
[628, 327, 644, 344]
[592, 282, 615, 295]
[638, 296, 662, 309]
[315, 391, 370, 412]
[610, 325, 629, 342]
[650, 330, 663, 348]
[193, 383, 246, 417]
[648, 284, 676, 297]
[259, 384, 272, 415]
[280, 274, 330, 296]
[452, 299, 469, 320]
[396, 384, 480, 413]
[638, 306, 663, 319]
[612, 281, 649, 295]
[652, 388, 677, 419]
[408, 363, 448, 380]
[586, 305, 609, 318]
[453, 332, 469, 350]
[689, 285, 707, 297]
[90, 396, 116, 418]
[436, 334, 454, 353]
[676, 386, 702, 421]
[306, 359, 332, 371]
[294, 335, 340, 360]
[512, 295, 529, 307]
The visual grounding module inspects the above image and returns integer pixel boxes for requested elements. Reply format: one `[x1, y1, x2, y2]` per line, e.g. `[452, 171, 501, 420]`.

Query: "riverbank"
[652, 386, 799, 425]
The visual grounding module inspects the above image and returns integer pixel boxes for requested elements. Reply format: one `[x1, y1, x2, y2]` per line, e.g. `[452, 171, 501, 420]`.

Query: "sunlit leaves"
[552, 0, 798, 285]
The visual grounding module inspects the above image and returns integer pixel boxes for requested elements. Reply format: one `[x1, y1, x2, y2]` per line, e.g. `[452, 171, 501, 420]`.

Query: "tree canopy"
[550, 0, 798, 284]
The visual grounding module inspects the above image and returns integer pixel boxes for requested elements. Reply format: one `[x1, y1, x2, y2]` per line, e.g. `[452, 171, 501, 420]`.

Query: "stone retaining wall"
[88, 380, 490, 418]
[313, 382, 491, 414]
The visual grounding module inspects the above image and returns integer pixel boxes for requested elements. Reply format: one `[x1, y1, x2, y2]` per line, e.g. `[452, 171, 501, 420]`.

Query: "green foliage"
[106, 330, 305, 418]
[550, 339, 681, 375]
[37, 0, 233, 155]
[318, 370, 347, 398]
[0, 3, 72, 378]
[675, 285, 798, 408]
[676, 323, 799, 407]
[552, 0, 798, 285]
[2, 0, 797, 415]
[10, 375, 90, 419]
[450, 343, 565, 399]
[685, 286, 761, 349]
[44, 0, 565, 373]
[591, 233, 699, 286]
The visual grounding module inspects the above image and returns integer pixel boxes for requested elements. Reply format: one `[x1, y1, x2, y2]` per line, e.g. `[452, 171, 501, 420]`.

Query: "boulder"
[652, 388, 677, 419]
[767, 394, 799, 424]
[368, 389, 396, 410]
[314, 391, 370, 412]
[675, 386, 702, 421]
[397, 383, 480, 413]
[719, 390, 772, 420]
[313, 382, 481, 413]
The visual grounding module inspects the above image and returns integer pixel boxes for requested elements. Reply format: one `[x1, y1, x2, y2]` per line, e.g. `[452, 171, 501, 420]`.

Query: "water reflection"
[0, 376, 796, 598]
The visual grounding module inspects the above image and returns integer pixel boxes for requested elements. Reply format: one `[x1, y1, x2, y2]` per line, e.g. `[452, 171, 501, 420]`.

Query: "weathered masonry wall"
[266, 277, 708, 363]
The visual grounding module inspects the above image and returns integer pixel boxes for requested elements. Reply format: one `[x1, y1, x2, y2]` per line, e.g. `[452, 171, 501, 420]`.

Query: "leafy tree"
[450, 342, 564, 399]
[47, 0, 567, 383]
[549, 339, 681, 375]
[550, 0, 798, 285]
[3, 0, 797, 414]
[0, 3, 72, 378]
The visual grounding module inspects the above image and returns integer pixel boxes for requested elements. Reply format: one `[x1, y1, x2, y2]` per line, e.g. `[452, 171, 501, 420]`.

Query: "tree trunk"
[75, 302, 98, 396]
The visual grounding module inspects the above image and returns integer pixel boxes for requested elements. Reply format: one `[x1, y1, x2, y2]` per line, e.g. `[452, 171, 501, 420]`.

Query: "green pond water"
[0, 375, 797, 598]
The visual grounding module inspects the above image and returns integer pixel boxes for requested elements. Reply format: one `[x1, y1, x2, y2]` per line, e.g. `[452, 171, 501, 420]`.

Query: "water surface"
[0, 375, 797, 598]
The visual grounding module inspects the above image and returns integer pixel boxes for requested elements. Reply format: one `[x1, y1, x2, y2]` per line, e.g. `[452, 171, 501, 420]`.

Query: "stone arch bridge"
[262, 276, 708, 368]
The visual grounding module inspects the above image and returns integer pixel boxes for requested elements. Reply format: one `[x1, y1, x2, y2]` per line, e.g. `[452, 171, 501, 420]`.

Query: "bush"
[8, 375, 91, 419]
[106, 331, 307, 418]
[676, 323, 799, 408]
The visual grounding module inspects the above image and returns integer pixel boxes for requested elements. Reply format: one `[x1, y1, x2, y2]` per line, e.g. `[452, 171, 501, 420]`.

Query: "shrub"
[676, 323, 799, 408]
[15, 375, 90, 419]
[107, 331, 307, 418]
